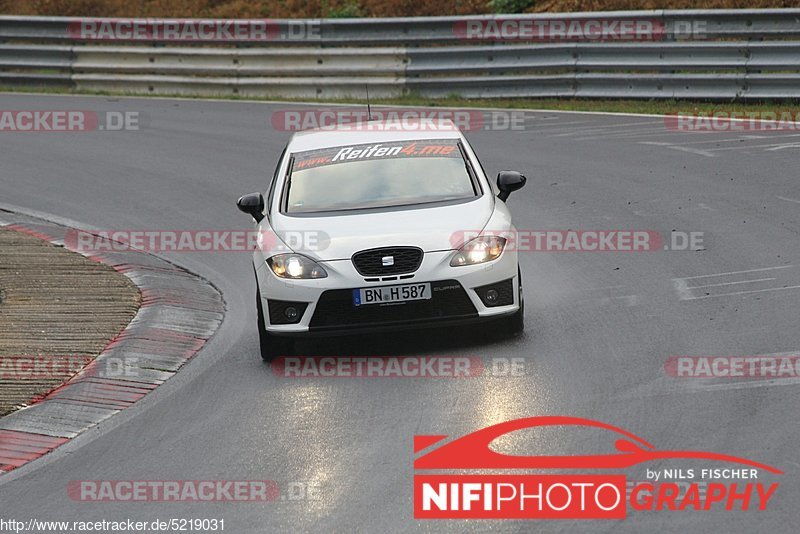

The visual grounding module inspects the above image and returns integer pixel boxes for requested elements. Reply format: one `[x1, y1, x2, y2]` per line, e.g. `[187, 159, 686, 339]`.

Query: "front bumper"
[254, 249, 519, 337]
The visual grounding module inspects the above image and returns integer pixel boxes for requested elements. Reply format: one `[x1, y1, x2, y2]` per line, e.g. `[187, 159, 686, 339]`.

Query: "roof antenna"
[365, 84, 373, 121]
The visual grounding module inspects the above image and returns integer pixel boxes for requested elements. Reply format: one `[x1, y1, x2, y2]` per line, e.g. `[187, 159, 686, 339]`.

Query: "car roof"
[286, 118, 464, 153]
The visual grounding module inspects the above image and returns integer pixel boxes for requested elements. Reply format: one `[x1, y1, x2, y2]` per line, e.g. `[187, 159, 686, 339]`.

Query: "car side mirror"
[497, 171, 526, 201]
[237, 192, 265, 222]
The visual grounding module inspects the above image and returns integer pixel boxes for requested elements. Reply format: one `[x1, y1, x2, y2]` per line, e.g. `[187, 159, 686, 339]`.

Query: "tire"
[508, 266, 525, 335]
[256, 286, 295, 361]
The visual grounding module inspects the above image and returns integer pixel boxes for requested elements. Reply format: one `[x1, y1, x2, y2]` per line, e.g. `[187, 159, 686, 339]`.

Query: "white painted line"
[637, 141, 717, 157]
[568, 121, 667, 133]
[574, 119, 665, 129]
[665, 145, 716, 157]
[527, 120, 599, 129]
[687, 376, 800, 392]
[766, 143, 800, 151]
[682, 132, 800, 145]
[642, 134, 793, 146]
[571, 127, 677, 141]
[578, 126, 798, 141]
[777, 196, 800, 204]
[710, 140, 800, 152]
[676, 265, 793, 280]
[687, 277, 775, 289]
[575, 130, 700, 141]
[682, 285, 800, 300]
[673, 278, 694, 301]
[552, 120, 664, 137]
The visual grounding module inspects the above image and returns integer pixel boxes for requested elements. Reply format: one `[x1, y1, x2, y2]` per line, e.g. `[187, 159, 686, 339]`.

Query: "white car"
[237, 119, 526, 360]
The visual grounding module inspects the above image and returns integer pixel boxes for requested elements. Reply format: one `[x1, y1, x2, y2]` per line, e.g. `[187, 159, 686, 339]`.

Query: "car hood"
[270, 198, 494, 261]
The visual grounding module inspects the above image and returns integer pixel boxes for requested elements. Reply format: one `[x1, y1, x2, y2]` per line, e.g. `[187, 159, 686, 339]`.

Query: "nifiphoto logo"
[414, 417, 781, 519]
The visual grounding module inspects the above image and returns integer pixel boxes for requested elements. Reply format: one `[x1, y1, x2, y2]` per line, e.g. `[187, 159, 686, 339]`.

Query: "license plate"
[353, 283, 431, 306]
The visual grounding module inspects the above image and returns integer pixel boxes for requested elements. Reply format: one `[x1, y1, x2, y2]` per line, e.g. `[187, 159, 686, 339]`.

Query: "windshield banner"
[292, 139, 463, 171]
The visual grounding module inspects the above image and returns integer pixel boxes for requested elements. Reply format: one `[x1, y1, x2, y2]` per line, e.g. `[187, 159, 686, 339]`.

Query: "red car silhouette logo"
[414, 416, 782, 474]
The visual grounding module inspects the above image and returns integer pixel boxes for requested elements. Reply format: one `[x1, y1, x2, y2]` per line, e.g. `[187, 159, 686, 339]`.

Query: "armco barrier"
[1, 10, 800, 99]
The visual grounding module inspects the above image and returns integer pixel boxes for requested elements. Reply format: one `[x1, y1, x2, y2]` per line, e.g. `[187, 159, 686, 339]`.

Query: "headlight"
[267, 254, 328, 279]
[450, 235, 506, 267]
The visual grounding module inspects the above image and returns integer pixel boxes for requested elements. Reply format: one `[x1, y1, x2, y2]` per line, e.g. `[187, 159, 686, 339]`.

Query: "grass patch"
[1, 85, 799, 116]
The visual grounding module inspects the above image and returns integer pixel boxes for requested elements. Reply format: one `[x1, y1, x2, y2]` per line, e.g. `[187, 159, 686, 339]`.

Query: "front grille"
[351, 247, 423, 276]
[268, 299, 309, 325]
[310, 280, 476, 329]
[475, 278, 515, 307]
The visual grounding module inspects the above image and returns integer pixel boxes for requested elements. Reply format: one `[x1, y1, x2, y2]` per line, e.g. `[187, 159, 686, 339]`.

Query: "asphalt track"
[0, 93, 799, 533]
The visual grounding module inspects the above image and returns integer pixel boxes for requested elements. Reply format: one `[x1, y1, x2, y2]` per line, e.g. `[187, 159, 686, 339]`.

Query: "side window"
[463, 138, 498, 196]
[266, 146, 287, 216]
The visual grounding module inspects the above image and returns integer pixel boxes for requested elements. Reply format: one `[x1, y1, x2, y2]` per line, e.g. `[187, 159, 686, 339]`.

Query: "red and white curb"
[0, 210, 224, 474]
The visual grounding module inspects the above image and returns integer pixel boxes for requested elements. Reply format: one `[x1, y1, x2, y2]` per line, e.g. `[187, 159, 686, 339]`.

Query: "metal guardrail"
[407, 42, 800, 73]
[1, 11, 800, 99]
[3, 10, 800, 44]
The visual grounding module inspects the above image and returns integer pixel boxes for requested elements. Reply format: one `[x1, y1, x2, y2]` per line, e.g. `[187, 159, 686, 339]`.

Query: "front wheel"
[256, 286, 295, 361]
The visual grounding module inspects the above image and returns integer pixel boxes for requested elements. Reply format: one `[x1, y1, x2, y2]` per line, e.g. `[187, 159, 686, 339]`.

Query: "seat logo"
[382, 256, 394, 266]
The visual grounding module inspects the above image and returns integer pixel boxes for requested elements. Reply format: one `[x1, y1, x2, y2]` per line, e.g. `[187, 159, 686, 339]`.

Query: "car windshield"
[284, 139, 479, 214]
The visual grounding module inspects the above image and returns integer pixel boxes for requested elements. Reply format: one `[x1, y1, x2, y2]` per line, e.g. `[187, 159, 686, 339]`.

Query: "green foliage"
[487, 0, 533, 14]
[327, 0, 363, 17]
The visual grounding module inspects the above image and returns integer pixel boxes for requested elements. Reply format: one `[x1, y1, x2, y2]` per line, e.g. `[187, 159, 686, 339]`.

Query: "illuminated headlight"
[450, 236, 507, 267]
[267, 254, 328, 279]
